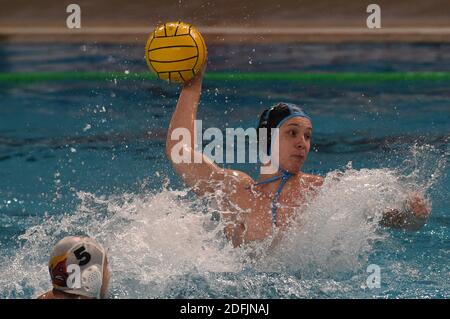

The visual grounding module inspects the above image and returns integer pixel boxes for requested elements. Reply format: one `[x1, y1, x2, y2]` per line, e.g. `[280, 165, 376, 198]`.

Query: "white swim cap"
[48, 236, 107, 299]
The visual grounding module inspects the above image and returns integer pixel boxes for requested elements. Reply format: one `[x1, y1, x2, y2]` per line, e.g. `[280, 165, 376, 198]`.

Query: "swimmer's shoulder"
[220, 170, 255, 209]
[37, 291, 55, 299]
[37, 290, 86, 299]
[300, 173, 324, 187]
[222, 169, 254, 190]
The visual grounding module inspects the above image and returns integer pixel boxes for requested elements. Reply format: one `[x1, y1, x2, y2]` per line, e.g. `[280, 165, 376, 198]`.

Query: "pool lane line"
[1, 71, 450, 83]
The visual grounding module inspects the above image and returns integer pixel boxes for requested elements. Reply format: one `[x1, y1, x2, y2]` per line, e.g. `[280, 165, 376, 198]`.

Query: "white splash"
[0, 143, 445, 298]
[261, 167, 402, 274]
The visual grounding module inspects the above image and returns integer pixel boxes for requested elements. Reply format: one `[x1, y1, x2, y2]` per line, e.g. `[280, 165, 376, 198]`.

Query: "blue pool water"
[0, 43, 449, 298]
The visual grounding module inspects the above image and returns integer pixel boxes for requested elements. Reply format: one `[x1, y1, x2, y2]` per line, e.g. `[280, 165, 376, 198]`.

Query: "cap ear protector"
[81, 264, 103, 298]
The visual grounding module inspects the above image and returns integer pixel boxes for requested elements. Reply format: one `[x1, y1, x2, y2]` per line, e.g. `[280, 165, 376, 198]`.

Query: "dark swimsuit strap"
[254, 169, 295, 226]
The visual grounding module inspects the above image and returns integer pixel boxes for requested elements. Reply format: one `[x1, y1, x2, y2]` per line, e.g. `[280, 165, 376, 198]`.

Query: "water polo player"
[165, 65, 431, 247]
[38, 236, 110, 299]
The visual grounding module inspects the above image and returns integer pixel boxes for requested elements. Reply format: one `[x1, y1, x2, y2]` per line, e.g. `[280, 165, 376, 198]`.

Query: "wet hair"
[257, 102, 311, 155]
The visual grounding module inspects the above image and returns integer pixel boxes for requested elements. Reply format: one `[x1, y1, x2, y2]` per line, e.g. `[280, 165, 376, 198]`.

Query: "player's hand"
[407, 192, 430, 220]
[184, 51, 207, 88]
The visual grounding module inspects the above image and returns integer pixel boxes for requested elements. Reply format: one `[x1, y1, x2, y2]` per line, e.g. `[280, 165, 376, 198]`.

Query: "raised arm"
[165, 67, 253, 197]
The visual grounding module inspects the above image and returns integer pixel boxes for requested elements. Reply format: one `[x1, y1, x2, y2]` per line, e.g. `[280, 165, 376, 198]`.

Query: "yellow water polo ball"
[145, 21, 207, 83]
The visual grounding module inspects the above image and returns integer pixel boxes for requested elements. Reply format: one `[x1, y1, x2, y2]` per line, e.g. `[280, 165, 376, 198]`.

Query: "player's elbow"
[165, 142, 193, 165]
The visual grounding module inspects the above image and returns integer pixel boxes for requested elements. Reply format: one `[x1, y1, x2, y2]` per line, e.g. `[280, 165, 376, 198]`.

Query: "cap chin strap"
[254, 167, 295, 226]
